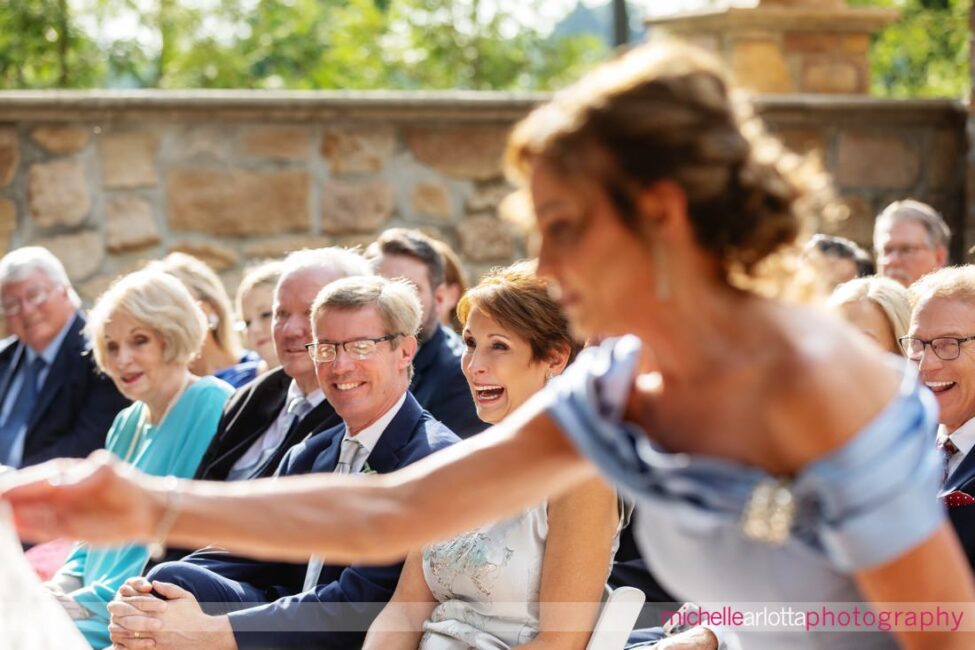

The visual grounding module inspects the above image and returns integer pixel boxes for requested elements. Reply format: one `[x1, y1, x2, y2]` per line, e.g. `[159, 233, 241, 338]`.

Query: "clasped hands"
[105, 577, 235, 650]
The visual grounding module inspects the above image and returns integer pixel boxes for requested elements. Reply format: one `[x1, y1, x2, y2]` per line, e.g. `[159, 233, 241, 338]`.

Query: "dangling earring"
[545, 370, 555, 383]
[653, 234, 671, 302]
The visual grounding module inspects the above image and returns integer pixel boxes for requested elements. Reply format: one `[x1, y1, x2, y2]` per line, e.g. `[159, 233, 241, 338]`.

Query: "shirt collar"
[940, 418, 975, 459]
[287, 378, 325, 410]
[25, 311, 78, 366]
[344, 390, 408, 454]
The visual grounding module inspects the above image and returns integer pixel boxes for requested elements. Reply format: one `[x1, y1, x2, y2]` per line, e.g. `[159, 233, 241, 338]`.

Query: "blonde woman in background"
[828, 276, 911, 356]
[150, 252, 260, 388]
[235, 260, 283, 375]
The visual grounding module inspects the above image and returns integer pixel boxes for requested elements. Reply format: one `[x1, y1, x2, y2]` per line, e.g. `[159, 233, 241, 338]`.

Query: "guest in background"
[0, 247, 127, 469]
[235, 260, 283, 376]
[873, 199, 950, 287]
[42, 269, 232, 648]
[367, 229, 486, 438]
[430, 238, 469, 334]
[108, 276, 459, 650]
[801, 234, 871, 292]
[828, 276, 911, 356]
[195, 247, 371, 483]
[365, 261, 623, 650]
[150, 252, 259, 388]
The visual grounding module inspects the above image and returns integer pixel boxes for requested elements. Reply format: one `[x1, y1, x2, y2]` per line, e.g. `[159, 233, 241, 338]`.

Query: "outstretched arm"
[3, 395, 597, 565]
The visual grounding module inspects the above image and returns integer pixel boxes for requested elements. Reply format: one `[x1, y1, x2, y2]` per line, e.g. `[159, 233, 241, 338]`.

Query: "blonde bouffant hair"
[86, 270, 207, 371]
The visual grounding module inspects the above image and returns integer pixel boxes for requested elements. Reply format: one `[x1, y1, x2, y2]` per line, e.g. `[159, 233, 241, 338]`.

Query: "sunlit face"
[875, 219, 945, 287]
[530, 161, 655, 340]
[313, 305, 417, 434]
[102, 311, 181, 404]
[909, 296, 975, 432]
[461, 308, 551, 424]
[240, 283, 278, 370]
[838, 299, 898, 355]
[374, 254, 443, 341]
[1, 270, 76, 353]
[273, 267, 343, 392]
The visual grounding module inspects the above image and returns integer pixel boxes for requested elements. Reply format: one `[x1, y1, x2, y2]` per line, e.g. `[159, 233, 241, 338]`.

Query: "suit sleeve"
[227, 560, 405, 650]
[36, 361, 129, 463]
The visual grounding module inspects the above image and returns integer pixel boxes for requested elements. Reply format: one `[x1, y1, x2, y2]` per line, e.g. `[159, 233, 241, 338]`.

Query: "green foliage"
[849, 0, 969, 98]
[0, 0, 103, 87]
[0, 0, 608, 91]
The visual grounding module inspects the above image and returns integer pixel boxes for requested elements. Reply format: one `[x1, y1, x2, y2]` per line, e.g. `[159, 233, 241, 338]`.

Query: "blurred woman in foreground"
[5, 42, 974, 650]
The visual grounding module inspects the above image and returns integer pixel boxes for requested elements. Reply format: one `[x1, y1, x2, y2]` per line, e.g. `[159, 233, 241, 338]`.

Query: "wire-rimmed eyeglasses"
[305, 334, 402, 363]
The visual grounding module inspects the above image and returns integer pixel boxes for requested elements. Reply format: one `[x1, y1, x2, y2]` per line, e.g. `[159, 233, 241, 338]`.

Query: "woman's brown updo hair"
[505, 41, 827, 282]
[457, 261, 581, 364]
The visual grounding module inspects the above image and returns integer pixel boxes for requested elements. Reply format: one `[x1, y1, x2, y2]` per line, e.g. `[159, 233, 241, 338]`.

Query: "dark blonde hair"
[148, 252, 242, 358]
[506, 41, 826, 283]
[457, 261, 580, 363]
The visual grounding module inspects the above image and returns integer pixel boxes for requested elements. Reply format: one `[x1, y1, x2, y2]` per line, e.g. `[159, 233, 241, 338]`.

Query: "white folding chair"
[586, 586, 646, 650]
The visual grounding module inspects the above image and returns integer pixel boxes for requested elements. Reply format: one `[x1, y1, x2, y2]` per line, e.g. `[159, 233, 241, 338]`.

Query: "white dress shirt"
[228, 380, 325, 476]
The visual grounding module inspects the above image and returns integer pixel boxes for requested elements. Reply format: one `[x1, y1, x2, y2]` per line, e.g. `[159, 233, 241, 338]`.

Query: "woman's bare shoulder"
[767, 303, 905, 463]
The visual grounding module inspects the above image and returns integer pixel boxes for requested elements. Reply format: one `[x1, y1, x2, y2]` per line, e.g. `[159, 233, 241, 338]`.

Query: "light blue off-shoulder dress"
[545, 336, 944, 650]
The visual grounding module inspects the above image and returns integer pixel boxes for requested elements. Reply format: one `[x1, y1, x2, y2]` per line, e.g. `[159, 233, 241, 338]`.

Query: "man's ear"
[432, 283, 448, 314]
[400, 334, 419, 369]
[936, 245, 949, 268]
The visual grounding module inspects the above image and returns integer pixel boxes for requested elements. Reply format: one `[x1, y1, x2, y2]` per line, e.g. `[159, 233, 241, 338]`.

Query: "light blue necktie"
[0, 356, 46, 466]
[303, 437, 364, 590]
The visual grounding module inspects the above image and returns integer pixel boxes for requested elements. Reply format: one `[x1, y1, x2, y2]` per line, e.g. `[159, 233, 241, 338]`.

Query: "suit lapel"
[365, 393, 422, 473]
[946, 448, 975, 493]
[203, 370, 289, 476]
[0, 342, 24, 404]
[313, 429, 344, 473]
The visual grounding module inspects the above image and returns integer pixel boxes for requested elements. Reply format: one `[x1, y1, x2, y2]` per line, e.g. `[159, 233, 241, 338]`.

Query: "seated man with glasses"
[0, 247, 128, 470]
[107, 275, 461, 650]
[901, 265, 975, 570]
[873, 199, 950, 287]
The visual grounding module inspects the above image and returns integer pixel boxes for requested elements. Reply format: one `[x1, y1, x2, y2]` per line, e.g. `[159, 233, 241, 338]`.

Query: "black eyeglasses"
[305, 334, 402, 363]
[898, 335, 975, 361]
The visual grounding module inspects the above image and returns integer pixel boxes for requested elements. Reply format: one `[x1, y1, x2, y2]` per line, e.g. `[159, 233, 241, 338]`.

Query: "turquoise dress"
[545, 336, 944, 650]
[58, 376, 232, 649]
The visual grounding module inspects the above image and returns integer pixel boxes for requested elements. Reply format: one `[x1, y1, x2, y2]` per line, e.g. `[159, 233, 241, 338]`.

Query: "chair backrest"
[586, 585, 646, 650]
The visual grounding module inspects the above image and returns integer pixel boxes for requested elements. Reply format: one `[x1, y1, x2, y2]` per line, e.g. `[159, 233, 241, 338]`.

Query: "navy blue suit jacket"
[411, 323, 486, 439]
[183, 391, 460, 649]
[944, 449, 975, 570]
[0, 312, 129, 467]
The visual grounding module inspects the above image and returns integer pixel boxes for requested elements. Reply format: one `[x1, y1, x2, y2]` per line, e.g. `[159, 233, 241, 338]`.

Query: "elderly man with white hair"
[0, 247, 128, 469]
[873, 199, 951, 287]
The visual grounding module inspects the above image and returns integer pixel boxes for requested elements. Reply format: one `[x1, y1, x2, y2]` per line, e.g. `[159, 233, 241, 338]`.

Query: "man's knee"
[146, 561, 222, 601]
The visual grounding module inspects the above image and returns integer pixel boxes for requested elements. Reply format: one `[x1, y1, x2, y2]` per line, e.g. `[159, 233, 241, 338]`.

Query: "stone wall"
[0, 91, 966, 305]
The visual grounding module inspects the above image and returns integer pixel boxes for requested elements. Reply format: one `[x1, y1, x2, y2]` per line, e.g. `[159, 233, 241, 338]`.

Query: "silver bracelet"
[148, 476, 182, 561]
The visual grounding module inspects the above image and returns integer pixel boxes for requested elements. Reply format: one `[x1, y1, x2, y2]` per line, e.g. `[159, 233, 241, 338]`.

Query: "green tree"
[851, 0, 970, 98]
[0, 0, 102, 88]
[0, 0, 607, 91]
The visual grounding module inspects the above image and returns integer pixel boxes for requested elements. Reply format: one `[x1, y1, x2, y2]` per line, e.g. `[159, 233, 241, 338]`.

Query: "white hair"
[276, 247, 372, 291]
[0, 247, 80, 306]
